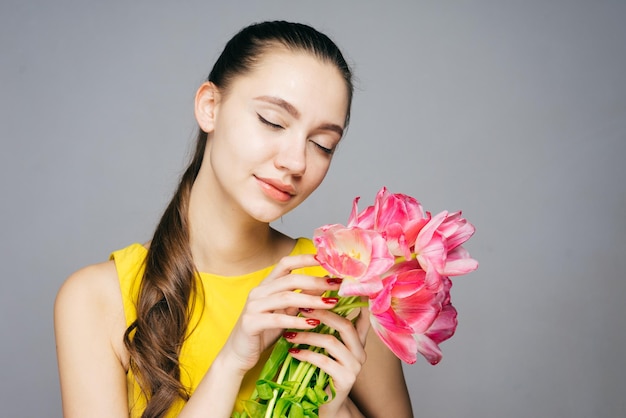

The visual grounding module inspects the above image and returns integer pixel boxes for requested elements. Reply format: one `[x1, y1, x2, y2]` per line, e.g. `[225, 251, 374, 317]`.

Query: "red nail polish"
[322, 297, 339, 304]
[288, 348, 301, 354]
[283, 331, 297, 339]
[299, 308, 314, 313]
[326, 277, 343, 285]
[306, 318, 320, 326]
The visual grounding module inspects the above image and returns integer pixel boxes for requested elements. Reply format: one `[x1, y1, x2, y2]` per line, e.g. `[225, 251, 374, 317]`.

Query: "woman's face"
[198, 48, 350, 223]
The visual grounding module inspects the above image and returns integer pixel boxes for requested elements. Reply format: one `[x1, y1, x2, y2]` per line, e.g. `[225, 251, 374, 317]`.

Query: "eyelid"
[312, 141, 335, 155]
[257, 113, 284, 129]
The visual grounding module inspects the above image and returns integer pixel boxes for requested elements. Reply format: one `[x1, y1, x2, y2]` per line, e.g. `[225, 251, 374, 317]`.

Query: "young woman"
[54, 21, 413, 418]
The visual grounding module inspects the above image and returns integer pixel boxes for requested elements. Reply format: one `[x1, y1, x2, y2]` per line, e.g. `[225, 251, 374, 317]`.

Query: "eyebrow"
[255, 95, 300, 118]
[254, 95, 344, 137]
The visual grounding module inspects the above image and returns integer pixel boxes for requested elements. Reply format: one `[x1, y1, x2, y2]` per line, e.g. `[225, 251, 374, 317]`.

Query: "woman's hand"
[219, 254, 343, 375]
[283, 304, 370, 418]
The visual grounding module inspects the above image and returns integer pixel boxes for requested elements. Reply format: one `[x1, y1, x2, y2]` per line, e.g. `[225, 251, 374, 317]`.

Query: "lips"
[255, 176, 296, 202]
[256, 176, 296, 194]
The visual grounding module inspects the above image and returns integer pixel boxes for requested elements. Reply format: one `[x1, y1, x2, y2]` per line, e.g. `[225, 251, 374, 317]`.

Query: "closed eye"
[312, 141, 334, 155]
[257, 113, 284, 130]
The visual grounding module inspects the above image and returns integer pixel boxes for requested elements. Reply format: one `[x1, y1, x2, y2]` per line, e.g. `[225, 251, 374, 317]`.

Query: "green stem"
[255, 292, 365, 418]
[292, 346, 325, 401]
[331, 301, 368, 313]
[263, 354, 292, 418]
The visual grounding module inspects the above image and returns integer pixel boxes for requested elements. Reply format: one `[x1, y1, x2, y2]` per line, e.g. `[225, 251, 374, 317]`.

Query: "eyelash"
[257, 114, 284, 130]
[257, 113, 334, 155]
[314, 143, 334, 155]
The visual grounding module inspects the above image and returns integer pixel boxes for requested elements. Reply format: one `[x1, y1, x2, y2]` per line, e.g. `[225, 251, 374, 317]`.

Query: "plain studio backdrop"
[1, 1, 625, 417]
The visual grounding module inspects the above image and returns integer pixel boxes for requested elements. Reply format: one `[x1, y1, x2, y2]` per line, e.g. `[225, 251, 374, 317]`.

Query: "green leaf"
[288, 402, 304, 418]
[304, 387, 317, 404]
[256, 379, 297, 396]
[313, 386, 328, 404]
[287, 356, 301, 382]
[259, 338, 291, 381]
[256, 382, 274, 400]
[301, 401, 317, 412]
[272, 398, 291, 418]
[242, 400, 267, 418]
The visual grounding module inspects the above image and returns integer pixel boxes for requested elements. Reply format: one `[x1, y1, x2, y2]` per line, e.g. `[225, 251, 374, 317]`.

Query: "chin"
[247, 202, 298, 224]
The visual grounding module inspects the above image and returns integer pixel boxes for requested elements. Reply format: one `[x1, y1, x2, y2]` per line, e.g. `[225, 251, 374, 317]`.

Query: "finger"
[261, 254, 320, 283]
[287, 346, 360, 392]
[285, 331, 362, 369]
[237, 312, 324, 337]
[246, 291, 340, 315]
[299, 277, 343, 297]
[248, 274, 341, 300]
[299, 309, 367, 364]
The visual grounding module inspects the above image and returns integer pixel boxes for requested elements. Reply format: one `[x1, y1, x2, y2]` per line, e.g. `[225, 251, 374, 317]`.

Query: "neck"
[187, 174, 293, 276]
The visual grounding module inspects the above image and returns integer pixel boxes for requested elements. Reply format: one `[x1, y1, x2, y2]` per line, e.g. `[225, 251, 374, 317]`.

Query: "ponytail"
[124, 132, 207, 417]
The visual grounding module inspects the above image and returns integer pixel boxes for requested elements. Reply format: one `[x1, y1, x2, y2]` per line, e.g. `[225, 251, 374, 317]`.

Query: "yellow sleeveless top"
[111, 238, 325, 417]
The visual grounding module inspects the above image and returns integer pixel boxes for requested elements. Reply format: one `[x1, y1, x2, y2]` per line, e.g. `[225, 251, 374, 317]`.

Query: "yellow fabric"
[111, 238, 325, 417]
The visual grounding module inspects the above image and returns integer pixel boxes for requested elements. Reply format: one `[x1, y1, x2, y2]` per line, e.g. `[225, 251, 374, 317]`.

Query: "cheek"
[215, 124, 273, 165]
[303, 157, 332, 189]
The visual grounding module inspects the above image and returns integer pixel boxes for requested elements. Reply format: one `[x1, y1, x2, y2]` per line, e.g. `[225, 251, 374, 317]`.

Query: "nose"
[274, 136, 306, 176]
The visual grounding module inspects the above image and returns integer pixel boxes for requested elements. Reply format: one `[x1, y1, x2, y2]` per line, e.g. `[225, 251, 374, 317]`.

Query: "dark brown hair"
[123, 20, 354, 417]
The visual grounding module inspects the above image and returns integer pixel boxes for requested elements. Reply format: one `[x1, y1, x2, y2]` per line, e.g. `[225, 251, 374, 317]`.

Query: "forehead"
[225, 48, 350, 124]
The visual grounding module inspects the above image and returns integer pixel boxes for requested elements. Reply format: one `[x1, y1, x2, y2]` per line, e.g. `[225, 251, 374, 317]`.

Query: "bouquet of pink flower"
[236, 187, 478, 418]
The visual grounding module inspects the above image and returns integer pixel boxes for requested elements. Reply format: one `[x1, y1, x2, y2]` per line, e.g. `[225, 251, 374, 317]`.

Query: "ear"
[194, 82, 220, 133]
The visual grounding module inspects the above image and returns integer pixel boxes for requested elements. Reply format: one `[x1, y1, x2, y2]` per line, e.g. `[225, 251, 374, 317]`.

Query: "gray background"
[1, 1, 625, 417]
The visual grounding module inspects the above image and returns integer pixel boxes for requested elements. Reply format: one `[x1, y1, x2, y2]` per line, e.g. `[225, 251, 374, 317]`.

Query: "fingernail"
[283, 331, 297, 339]
[299, 308, 314, 313]
[288, 348, 301, 354]
[322, 297, 339, 304]
[326, 277, 343, 285]
[306, 318, 320, 326]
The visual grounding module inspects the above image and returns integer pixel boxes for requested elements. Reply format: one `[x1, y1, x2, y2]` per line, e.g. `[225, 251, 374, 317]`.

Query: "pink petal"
[370, 311, 418, 364]
[382, 223, 411, 258]
[321, 251, 367, 278]
[402, 216, 430, 249]
[314, 226, 394, 286]
[416, 210, 448, 248]
[443, 246, 479, 276]
[414, 333, 444, 365]
[426, 303, 458, 344]
[348, 197, 377, 229]
[443, 258, 479, 276]
[339, 278, 383, 297]
[424, 268, 445, 292]
[369, 277, 393, 314]
[438, 211, 476, 251]
[393, 290, 442, 333]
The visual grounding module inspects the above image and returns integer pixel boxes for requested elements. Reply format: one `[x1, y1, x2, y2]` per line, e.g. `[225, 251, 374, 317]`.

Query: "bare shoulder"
[55, 259, 128, 366]
[55, 260, 130, 416]
[55, 260, 122, 323]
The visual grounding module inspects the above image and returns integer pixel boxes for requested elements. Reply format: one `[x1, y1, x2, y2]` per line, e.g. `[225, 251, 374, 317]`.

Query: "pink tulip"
[313, 224, 395, 297]
[443, 245, 479, 276]
[312, 188, 476, 366]
[368, 260, 449, 364]
[436, 211, 476, 251]
[415, 303, 458, 365]
[413, 211, 448, 280]
[347, 196, 376, 229]
[348, 187, 429, 259]
[369, 309, 418, 364]
[370, 260, 442, 333]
